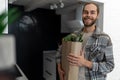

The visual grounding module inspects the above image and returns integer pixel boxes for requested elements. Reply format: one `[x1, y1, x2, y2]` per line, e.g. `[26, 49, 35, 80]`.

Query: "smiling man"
[57, 2, 114, 80]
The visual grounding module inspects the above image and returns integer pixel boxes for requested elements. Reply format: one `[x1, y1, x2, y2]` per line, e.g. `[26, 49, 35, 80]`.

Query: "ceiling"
[10, 0, 83, 11]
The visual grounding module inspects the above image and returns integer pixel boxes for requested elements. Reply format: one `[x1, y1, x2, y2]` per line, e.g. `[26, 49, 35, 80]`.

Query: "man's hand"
[67, 50, 85, 66]
[67, 50, 93, 69]
[57, 64, 65, 80]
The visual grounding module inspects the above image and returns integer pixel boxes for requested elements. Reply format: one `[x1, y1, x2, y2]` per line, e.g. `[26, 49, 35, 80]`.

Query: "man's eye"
[83, 10, 97, 15]
[83, 11, 88, 14]
[91, 11, 96, 14]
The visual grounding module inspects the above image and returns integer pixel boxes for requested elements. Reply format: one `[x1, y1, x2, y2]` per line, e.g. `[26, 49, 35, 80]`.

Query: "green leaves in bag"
[63, 33, 83, 42]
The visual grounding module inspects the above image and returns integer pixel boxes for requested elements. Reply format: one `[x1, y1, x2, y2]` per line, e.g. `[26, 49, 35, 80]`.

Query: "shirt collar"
[74, 26, 102, 39]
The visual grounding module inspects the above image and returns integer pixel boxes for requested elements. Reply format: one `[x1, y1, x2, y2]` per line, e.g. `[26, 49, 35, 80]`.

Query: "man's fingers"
[67, 57, 77, 64]
[58, 68, 64, 74]
[67, 55, 80, 66]
[60, 70, 65, 74]
[67, 54, 78, 61]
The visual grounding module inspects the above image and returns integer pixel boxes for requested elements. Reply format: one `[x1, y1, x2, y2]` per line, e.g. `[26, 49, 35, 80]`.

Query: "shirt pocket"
[86, 40, 107, 61]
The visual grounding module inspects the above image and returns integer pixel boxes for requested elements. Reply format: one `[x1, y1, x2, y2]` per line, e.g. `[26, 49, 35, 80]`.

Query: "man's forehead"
[84, 4, 97, 11]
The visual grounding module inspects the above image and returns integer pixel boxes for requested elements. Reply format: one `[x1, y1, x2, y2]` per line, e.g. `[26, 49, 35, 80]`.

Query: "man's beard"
[82, 17, 97, 27]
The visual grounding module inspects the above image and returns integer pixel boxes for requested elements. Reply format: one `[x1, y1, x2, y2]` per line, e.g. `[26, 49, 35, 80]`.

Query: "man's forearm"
[84, 59, 93, 69]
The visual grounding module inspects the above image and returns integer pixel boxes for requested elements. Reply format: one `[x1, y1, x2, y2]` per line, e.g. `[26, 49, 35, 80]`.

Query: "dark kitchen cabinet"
[8, 6, 61, 80]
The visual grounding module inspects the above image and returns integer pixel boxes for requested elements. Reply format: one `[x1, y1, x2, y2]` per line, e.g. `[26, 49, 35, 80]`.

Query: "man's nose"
[86, 12, 91, 16]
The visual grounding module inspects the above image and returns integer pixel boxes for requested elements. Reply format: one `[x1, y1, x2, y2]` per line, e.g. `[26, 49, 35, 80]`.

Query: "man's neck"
[83, 25, 96, 33]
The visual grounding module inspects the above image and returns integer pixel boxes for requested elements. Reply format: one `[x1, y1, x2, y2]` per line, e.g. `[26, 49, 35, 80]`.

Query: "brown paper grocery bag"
[61, 41, 82, 80]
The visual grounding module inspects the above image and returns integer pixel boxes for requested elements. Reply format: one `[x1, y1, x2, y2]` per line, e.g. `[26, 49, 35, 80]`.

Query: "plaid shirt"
[56, 27, 114, 80]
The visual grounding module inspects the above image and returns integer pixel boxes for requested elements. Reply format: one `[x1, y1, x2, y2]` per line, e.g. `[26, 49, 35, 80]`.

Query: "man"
[57, 2, 114, 80]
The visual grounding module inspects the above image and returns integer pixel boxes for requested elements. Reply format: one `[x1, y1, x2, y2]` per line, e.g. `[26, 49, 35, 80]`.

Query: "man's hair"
[83, 2, 99, 14]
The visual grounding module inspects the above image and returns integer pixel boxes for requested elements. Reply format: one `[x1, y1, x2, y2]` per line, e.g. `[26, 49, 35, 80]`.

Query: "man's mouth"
[84, 18, 92, 22]
[84, 17, 93, 20]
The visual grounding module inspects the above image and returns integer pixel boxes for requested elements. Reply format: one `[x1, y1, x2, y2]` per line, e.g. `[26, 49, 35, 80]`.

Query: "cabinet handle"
[45, 70, 52, 76]
[46, 58, 52, 62]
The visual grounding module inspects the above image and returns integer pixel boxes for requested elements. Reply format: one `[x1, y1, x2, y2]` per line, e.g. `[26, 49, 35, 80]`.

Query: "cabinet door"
[43, 51, 57, 80]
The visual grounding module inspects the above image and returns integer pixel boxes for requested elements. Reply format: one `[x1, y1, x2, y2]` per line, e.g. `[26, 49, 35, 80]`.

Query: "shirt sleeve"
[91, 36, 114, 75]
[56, 45, 62, 64]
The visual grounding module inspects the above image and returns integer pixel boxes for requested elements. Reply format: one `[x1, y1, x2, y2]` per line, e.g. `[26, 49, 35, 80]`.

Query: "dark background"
[8, 4, 62, 80]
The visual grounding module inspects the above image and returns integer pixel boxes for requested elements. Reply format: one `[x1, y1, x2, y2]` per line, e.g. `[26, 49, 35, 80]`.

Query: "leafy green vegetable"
[63, 33, 83, 42]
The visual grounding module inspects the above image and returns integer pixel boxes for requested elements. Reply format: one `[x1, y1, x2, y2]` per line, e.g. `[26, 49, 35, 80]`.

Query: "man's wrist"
[84, 59, 93, 69]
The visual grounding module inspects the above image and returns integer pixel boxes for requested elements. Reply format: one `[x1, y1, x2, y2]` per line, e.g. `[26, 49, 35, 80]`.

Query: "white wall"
[93, 0, 120, 80]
